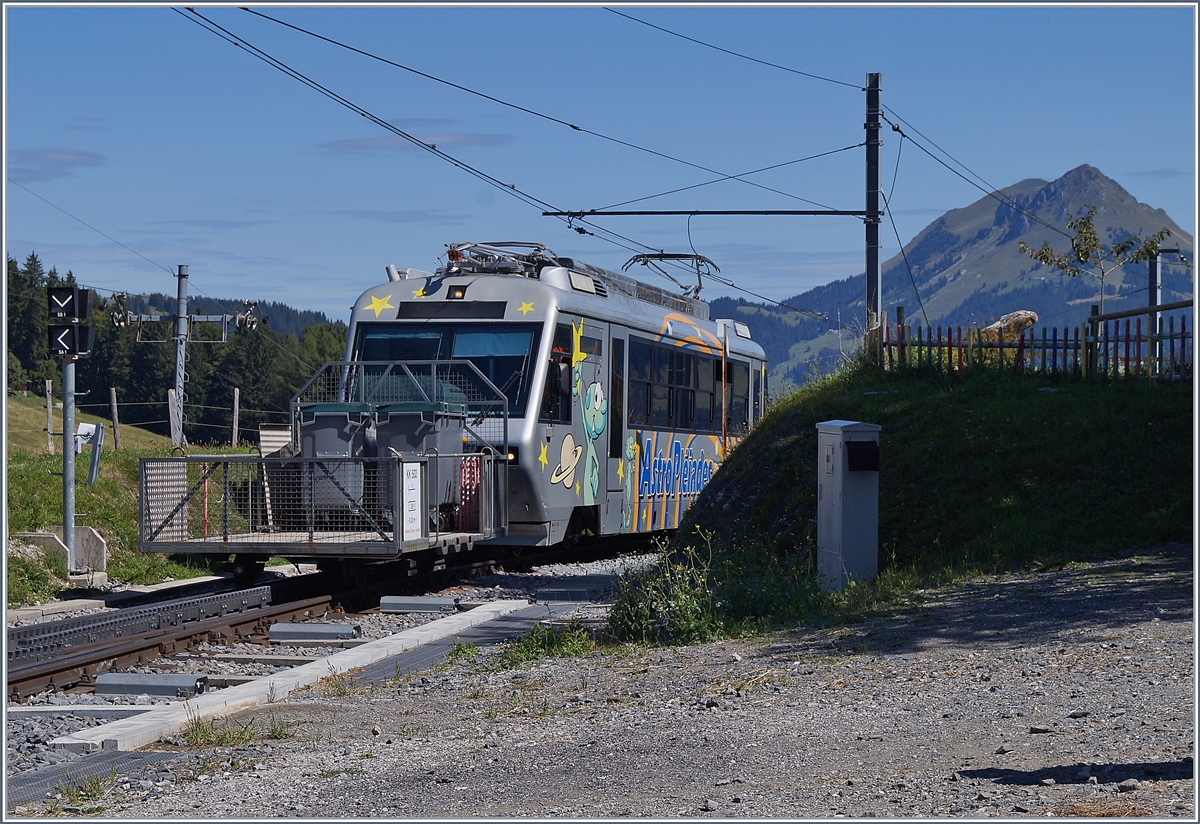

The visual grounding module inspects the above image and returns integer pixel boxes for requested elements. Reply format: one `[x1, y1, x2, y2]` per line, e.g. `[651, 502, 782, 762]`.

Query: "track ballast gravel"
[11, 545, 1195, 818]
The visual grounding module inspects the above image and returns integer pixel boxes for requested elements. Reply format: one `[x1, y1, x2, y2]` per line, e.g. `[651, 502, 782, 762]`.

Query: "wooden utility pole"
[109, 387, 122, 450]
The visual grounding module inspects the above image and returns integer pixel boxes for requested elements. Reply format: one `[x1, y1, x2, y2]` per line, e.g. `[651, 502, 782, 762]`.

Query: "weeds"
[318, 767, 365, 779]
[320, 663, 369, 697]
[181, 704, 256, 747]
[265, 711, 291, 740]
[494, 621, 596, 668]
[447, 639, 480, 662]
[608, 537, 724, 645]
[52, 767, 117, 813]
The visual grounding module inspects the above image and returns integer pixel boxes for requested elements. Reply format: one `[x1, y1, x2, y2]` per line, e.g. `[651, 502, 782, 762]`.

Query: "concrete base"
[12, 527, 107, 574]
[50, 599, 529, 753]
[67, 571, 108, 589]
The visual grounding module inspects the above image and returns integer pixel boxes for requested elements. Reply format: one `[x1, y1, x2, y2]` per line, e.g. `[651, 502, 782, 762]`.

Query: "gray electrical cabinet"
[816, 420, 881, 592]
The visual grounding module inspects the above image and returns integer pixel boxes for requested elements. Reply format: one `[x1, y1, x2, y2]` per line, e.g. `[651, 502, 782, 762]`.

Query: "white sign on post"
[402, 463, 422, 542]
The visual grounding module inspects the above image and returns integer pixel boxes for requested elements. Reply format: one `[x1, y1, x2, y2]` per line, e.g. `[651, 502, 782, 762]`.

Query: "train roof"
[433, 241, 710, 321]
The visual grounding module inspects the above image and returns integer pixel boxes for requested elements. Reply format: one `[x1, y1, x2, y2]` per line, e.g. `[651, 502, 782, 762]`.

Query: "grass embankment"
[610, 358, 1193, 644]
[5, 393, 227, 606]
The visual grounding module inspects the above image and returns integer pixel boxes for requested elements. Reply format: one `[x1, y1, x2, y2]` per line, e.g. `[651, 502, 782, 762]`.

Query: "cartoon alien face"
[625, 434, 637, 462]
[582, 381, 607, 440]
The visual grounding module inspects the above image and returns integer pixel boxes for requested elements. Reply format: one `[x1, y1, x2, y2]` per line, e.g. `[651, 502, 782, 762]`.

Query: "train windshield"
[354, 322, 541, 416]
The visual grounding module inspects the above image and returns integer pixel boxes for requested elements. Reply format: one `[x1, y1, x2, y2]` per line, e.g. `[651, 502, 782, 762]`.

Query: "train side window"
[729, 360, 750, 431]
[629, 338, 651, 381]
[540, 323, 573, 423]
[674, 387, 694, 430]
[696, 354, 715, 393]
[669, 350, 694, 388]
[653, 347, 669, 385]
[628, 338, 651, 427]
[629, 382, 649, 426]
[651, 384, 670, 427]
[695, 391, 713, 431]
[609, 338, 625, 458]
[752, 364, 762, 423]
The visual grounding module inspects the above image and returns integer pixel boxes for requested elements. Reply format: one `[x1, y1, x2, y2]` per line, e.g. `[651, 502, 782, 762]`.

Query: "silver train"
[138, 242, 766, 574]
[335, 241, 765, 547]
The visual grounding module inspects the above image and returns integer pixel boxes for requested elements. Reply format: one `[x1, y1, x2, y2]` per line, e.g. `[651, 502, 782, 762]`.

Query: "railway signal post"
[47, 284, 97, 573]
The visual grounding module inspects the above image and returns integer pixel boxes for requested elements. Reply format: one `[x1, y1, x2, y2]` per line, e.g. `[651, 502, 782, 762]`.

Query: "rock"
[702, 799, 719, 811]
[372, 725, 383, 736]
[995, 744, 1016, 754]
[1118, 779, 1140, 793]
[1040, 778, 1055, 786]
[1029, 726, 1053, 734]
[1067, 710, 1090, 719]
[982, 311, 1039, 340]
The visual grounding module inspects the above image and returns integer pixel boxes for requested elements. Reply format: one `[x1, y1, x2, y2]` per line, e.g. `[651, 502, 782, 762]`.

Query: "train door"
[573, 318, 608, 510]
[607, 332, 626, 495]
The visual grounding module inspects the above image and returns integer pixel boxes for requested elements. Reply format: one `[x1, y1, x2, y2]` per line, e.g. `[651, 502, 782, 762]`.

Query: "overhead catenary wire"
[240, 6, 848, 212]
[177, 10, 556, 216]
[8, 178, 176, 276]
[605, 8, 864, 90]
[596, 144, 863, 212]
[604, 8, 1080, 245]
[879, 133, 929, 327]
[879, 114, 1071, 241]
[179, 8, 837, 323]
[179, 7, 657, 264]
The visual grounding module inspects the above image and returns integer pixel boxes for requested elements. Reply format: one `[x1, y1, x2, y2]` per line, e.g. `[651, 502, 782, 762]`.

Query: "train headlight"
[448, 285, 467, 300]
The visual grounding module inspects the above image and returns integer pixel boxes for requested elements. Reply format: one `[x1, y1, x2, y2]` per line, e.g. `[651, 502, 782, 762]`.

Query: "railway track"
[6, 536, 648, 704]
[6, 590, 333, 701]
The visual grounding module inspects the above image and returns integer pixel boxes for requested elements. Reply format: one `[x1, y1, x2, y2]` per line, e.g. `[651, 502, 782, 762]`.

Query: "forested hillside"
[6, 253, 347, 444]
[121, 293, 335, 339]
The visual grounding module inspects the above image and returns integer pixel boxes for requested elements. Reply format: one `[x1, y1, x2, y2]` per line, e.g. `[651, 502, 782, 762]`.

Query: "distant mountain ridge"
[710, 165, 1194, 386]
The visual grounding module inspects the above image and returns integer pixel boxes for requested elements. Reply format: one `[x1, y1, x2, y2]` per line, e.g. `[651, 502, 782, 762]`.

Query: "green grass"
[610, 356, 1193, 644]
[5, 553, 64, 606]
[5, 394, 242, 604]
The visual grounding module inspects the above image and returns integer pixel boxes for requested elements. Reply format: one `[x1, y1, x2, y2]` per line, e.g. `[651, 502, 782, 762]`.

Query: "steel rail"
[7, 587, 273, 668]
[7, 596, 331, 701]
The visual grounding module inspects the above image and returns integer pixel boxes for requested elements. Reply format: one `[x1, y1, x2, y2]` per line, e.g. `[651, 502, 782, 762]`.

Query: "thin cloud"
[1126, 168, 1188, 179]
[332, 209, 472, 225]
[8, 147, 104, 183]
[317, 132, 513, 155]
[66, 117, 106, 132]
[150, 219, 274, 230]
[894, 207, 950, 217]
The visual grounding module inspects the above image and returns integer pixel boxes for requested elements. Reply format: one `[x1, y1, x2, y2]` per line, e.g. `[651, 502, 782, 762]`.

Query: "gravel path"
[10, 544, 1194, 818]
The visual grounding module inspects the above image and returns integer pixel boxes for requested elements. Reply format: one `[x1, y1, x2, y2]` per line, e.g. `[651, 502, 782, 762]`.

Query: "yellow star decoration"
[571, 320, 587, 368]
[616, 459, 624, 481]
[412, 285, 427, 299]
[538, 442, 548, 471]
[518, 300, 534, 316]
[364, 294, 394, 318]
[574, 482, 581, 496]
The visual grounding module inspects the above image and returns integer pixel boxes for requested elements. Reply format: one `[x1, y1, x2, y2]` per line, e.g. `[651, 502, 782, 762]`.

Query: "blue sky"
[4, 3, 1196, 320]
